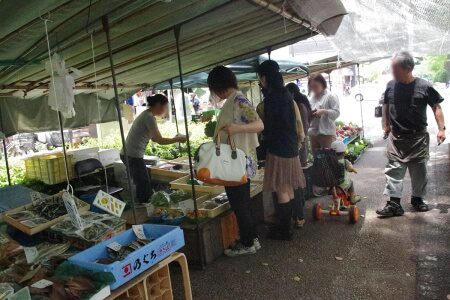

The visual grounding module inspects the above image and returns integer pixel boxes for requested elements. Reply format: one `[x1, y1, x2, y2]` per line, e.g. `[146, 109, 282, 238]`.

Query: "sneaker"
[313, 186, 328, 197]
[294, 218, 306, 228]
[411, 197, 429, 212]
[376, 201, 405, 217]
[224, 243, 256, 257]
[253, 238, 261, 251]
[350, 195, 362, 205]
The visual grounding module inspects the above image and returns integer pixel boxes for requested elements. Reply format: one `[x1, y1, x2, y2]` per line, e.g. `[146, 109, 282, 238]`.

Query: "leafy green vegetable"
[170, 190, 190, 204]
[204, 120, 217, 138]
[150, 191, 171, 207]
[187, 178, 200, 185]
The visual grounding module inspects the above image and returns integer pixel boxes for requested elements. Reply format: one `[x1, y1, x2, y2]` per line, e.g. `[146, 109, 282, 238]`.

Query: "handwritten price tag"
[132, 225, 147, 240]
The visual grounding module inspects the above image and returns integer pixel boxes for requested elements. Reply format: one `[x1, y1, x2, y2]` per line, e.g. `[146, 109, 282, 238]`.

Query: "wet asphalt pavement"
[171, 139, 450, 300]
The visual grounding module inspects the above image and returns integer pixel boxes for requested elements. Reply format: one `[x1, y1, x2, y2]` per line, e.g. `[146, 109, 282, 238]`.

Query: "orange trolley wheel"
[313, 203, 322, 220]
[348, 205, 359, 224]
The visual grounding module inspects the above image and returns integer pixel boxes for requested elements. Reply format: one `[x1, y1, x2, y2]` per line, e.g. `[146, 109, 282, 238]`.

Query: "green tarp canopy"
[0, 0, 345, 133]
[155, 55, 308, 89]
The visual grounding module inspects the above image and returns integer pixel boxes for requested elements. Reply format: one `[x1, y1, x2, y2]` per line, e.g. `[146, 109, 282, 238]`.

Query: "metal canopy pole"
[357, 63, 364, 139]
[102, 15, 137, 224]
[249, 81, 254, 105]
[169, 79, 182, 154]
[328, 72, 332, 91]
[1, 139, 10, 185]
[174, 25, 205, 268]
[0, 105, 11, 186]
[169, 79, 180, 135]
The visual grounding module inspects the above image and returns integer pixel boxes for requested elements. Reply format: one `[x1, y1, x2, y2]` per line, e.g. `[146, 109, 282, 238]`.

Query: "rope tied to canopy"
[42, 14, 73, 193]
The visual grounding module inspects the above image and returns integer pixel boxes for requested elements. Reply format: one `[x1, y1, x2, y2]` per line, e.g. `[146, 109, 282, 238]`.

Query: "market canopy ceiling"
[0, 0, 346, 99]
[154, 54, 309, 89]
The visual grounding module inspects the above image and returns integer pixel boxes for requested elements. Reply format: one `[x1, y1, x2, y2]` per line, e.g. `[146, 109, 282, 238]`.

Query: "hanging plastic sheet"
[316, 0, 450, 61]
[0, 94, 117, 137]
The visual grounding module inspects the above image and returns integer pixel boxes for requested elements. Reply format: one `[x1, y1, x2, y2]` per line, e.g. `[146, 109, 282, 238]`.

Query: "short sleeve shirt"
[383, 78, 444, 132]
[234, 94, 260, 178]
[122, 110, 157, 158]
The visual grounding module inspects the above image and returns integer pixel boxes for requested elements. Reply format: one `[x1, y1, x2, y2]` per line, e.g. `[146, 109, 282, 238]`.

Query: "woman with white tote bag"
[207, 66, 264, 257]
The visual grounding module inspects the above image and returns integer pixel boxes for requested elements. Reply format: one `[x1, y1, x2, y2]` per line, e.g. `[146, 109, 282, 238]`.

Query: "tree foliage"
[421, 55, 449, 82]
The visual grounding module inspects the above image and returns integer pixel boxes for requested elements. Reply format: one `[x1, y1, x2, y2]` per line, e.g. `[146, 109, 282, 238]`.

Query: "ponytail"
[257, 60, 285, 92]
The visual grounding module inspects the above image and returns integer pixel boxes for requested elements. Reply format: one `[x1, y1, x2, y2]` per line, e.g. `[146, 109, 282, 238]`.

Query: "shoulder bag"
[195, 134, 247, 186]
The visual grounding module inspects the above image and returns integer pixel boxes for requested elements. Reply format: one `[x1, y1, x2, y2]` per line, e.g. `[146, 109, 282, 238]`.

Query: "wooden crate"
[197, 195, 231, 219]
[168, 157, 190, 167]
[181, 218, 224, 265]
[148, 164, 188, 182]
[170, 176, 224, 195]
[220, 211, 239, 250]
[154, 194, 230, 220]
[3, 192, 89, 235]
[43, 222, 126, 250]
[152, 194, 209, 215]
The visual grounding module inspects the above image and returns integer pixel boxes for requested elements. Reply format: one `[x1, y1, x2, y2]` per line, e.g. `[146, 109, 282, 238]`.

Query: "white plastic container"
[98, 148, 120, 166]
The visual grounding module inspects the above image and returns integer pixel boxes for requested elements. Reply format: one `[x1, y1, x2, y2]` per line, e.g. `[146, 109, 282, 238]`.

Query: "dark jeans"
[120, 155, 152, 203]
[225, 180, 257, 247]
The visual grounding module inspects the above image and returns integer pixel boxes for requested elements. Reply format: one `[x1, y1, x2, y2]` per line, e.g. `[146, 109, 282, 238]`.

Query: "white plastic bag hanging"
[45, 53, 81, 118]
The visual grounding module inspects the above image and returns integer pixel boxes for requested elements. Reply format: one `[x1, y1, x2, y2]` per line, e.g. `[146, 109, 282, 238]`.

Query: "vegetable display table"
[106, 252, 192, 300]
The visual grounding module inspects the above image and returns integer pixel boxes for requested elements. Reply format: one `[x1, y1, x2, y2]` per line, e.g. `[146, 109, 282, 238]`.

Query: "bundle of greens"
[204, 120, 217, 138]
[169, 190, 190, 204]
[150, 191, 171, 207]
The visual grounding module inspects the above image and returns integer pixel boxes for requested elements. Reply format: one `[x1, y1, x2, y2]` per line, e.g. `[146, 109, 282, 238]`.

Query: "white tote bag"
[195, 135, 247, 186]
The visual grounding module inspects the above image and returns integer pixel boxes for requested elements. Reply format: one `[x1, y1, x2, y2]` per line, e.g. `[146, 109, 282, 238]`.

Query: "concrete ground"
[171, 138, 450, 300]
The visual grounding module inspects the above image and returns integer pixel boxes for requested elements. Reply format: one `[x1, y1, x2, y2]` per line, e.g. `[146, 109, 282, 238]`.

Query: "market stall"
[0, 0, 348, 297]
[335, 121, 368, 163]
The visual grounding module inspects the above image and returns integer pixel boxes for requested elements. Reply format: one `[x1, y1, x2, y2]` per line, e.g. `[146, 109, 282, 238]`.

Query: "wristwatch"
[439, 126, 446, 131]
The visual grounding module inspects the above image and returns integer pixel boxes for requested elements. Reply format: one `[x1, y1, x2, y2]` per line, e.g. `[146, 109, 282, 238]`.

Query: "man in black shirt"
[377, 51, 446, 217]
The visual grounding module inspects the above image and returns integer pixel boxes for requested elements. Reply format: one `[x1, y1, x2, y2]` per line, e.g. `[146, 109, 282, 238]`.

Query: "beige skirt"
[263, 152, 305, 193]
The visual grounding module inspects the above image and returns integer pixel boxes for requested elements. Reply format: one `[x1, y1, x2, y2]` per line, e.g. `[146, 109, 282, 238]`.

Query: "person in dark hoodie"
[257, 60, 305, 240]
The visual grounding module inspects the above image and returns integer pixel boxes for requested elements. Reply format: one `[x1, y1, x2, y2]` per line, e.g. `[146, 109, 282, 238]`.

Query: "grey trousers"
[383, 160, 428, 199]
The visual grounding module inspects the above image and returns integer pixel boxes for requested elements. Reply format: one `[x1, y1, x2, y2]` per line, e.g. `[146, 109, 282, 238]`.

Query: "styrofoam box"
[68, 147, 100, 163]
[113, 161, 127, 182]
[98, 148, 121, 166]
[68, 224, 184, 290]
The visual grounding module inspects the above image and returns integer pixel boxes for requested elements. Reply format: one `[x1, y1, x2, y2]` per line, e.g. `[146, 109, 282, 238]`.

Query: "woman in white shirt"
[308, 74, 340, 155]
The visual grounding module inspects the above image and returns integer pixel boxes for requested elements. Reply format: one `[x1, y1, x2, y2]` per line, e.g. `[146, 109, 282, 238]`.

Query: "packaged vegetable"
[150, 192, 171, 207]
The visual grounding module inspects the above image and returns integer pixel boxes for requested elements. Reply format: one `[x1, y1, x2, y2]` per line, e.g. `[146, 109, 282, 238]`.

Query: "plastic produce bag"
[150, 191, 171, 207]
